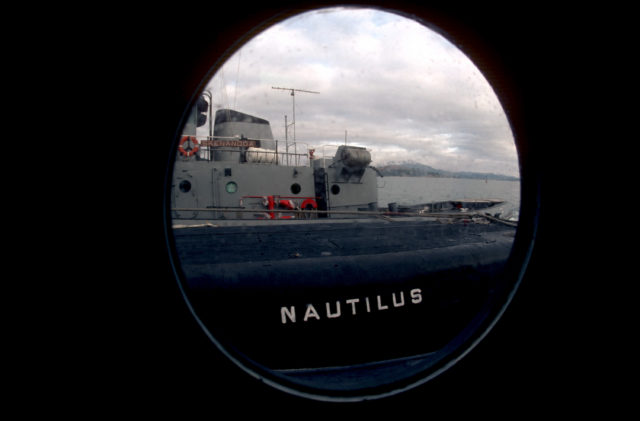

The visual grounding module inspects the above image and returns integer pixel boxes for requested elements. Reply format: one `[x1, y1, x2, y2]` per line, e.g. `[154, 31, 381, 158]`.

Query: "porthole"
[165, 5, 538, 403]
[179, 180, 191, 193]
[225, 181, 237, 194]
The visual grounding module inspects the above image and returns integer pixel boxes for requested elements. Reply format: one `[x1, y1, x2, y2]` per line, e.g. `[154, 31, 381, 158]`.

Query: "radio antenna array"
[272, 86, 319, 143]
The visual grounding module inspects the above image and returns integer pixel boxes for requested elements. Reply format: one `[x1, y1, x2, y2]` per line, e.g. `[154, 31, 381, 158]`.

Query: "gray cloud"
[201, 7, 518, 177]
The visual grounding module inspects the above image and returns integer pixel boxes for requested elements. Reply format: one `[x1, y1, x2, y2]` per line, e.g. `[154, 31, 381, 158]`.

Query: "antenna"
[272, 86, 319, 143]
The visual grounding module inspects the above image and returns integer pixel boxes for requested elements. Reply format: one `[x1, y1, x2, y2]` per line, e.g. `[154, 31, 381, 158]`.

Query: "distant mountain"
[375, 162, 519, 181]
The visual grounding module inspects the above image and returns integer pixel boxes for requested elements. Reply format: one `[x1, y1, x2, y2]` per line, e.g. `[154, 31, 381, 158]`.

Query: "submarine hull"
[171, 217, 516, 371]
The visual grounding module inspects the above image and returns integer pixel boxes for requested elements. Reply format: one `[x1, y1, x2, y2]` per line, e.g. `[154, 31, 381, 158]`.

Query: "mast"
[272, 86, 319, 165]
[202, 90, 213, 137]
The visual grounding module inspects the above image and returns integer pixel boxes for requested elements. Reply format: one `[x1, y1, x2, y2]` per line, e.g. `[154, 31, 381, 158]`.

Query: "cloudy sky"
[199, 7, 518, 177]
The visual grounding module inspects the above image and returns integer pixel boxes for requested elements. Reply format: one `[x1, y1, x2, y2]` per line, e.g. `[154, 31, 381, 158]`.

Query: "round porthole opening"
[225, 181, 238, 194]
[165, 5, 535, 403]
[179, 180, 191, 193]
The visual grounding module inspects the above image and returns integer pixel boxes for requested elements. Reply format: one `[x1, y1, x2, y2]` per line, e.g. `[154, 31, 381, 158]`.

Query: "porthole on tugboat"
[164, 5, 538, 402]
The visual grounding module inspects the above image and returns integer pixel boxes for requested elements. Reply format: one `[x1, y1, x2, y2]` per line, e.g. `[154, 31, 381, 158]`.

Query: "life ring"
[279, 199, 296, 210]
[178, 136, 199, 157]
[266, 195, 275, 219]
[301, 198, 318, 210]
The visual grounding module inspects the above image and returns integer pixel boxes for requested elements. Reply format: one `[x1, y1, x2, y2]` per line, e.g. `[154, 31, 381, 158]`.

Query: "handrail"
[182, 137, 373, 168]
[187, 135, 314, 166]
[171, 207, 517, 225]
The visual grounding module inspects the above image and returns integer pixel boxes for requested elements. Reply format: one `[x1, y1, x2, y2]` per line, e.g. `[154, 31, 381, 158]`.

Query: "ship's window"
[178, 180, 191, 193]
[168, 5, 533, 403]
[225, 181, 237, 194]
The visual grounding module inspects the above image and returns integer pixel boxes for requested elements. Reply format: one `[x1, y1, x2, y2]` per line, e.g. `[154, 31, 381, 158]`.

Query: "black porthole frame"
[161, 3, 543, 404]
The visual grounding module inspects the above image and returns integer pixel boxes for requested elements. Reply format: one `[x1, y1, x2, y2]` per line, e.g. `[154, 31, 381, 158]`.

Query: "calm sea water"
[377, 176, 520, 220]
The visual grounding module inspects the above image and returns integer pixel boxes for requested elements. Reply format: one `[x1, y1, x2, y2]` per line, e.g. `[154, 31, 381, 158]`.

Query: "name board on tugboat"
[200, 139, 259, 148]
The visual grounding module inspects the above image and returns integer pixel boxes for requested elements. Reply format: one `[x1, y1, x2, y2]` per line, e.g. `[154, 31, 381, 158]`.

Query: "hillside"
[375, 162, 519, 181]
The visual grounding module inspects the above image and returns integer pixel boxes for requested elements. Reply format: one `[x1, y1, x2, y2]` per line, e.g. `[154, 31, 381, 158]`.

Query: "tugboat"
[172, 101, 380, 221]
[167, 95, 518, 396]
[171, 95, 506, 222]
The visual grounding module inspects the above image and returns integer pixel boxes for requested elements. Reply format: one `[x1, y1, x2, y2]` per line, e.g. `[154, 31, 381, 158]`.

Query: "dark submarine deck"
[172, 216, 515, 289]
[170, 215, 517, 375]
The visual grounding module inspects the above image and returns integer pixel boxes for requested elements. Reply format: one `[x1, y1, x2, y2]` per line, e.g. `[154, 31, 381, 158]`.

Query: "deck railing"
[181, 135, 313, 167]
